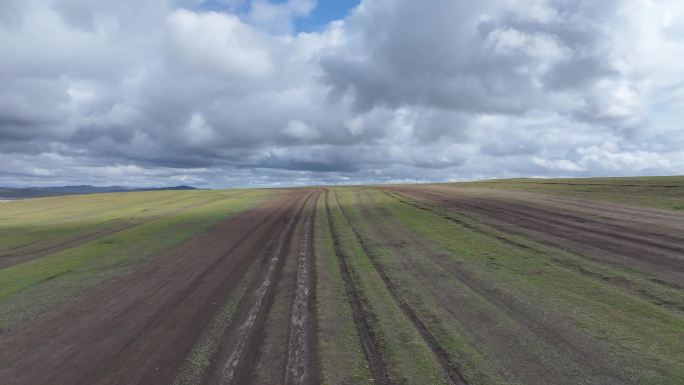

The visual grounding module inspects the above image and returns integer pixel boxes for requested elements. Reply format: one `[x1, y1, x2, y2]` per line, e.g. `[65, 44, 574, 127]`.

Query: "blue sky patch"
[192, 0, 360, 33]
[296, 0, 360, 32]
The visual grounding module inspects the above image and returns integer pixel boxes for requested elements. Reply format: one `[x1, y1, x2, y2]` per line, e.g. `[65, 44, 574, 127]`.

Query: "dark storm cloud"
[0, 0, 683, 187]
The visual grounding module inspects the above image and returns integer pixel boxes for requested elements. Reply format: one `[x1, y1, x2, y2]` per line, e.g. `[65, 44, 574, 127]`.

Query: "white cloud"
[185, 112, 216, 146]
[1, 0, 684, 188]
[533, 157, 584, 172]
[167, 9, 273, 77]
[283, 119, 319, 141]
[246, 0, 316, 34]
[576, 142, 671, 172]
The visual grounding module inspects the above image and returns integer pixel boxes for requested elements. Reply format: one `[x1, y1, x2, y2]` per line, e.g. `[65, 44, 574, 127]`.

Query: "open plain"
[0, 177, 682, 385]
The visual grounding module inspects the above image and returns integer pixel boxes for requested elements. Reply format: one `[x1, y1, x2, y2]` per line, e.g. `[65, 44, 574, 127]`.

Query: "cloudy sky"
[1, 0, 684, 188]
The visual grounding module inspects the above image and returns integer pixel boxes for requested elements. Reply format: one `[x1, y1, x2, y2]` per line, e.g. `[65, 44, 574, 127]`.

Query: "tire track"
[324, 189, 391, 385]
[395, 187, 684, 287]
[359, 190, 630, 384]
[382, 189, 684, 312]
[0, 192, 305, 385]
[405, 187, 684, 257]
[333, 190, 468, 385]
[284, 192, 320, 385]
[77, 193, 300, 385]
[442, 191, 684, 252]
[465, 188, 684, 225]
[61, 194, 278, 355]
[380, 189, 540, 252]
[204, 192, 313, 385]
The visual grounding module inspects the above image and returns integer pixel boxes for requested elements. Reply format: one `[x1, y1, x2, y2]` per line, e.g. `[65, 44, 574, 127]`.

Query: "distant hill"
[0, 185, 198, 199]
[148, 185, 197, 191]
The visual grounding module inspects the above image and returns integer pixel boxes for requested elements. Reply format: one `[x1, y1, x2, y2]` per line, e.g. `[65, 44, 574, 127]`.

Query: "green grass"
[329, 189, 449, 385]
[4, 177, 683, 384]
[375, 188, 684, 384]
[315, 195, 374, 385]
[347, 190, 520, 384]
[449, 175, 684, 210]
[0, 189, 272, 331]
[0, 190, 224, 257]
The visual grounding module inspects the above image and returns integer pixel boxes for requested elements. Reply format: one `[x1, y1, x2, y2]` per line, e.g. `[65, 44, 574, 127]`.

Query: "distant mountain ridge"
[0, 185, 198, 199]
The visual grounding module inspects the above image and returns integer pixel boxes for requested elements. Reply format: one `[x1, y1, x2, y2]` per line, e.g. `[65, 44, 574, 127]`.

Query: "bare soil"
[201, 191, 318, 385]
[285, 192, 320, 385]
[393, 186, 684, 287]
[0, 190, 310, 385]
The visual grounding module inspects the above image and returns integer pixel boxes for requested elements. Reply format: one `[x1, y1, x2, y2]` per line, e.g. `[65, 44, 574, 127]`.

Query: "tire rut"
[284, 192, 320, 385]
[334, 190, 468, 385]
[402, 188, 684, 252]
[203, 192, 313, 385]
[461, 188, 684, 225]
[324, 189, 391, 385]
[382, 189, 684, 312]
[0, 191, 305, 385]
[381, 190, 539, 251]
[361, 190, 630, 384]
[395, 187, 684, 287]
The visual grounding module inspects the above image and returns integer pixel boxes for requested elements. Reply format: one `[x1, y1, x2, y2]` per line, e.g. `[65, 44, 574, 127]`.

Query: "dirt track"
[391, 186, 684, 287]
[357, 190, 628, 384]
[285, 192, 319, 385]
[3, 184, 679, 385]
[0, 189, 313, 385]
[202, 190, 319, 385]
[325, 190, 391, 385]
[339, 191, 468, 385]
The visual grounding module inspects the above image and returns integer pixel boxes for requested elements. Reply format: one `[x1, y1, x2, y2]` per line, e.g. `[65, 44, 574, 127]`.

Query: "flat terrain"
[0, 177, 682, 384]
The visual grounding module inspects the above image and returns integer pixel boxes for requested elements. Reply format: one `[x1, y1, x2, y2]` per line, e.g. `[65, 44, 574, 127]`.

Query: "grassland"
[372, 188, 684, 384]
[314, 194, 374, 385]
[0, 189, 272, 332]
[1, 176, 683, 385]
[454, 175, 684, 210]
[311, 178, 684, 384]
[326, 189, 450, 384]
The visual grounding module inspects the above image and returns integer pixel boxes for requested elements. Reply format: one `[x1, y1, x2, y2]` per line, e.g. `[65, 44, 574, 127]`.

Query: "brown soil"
[285, 192, 320, 385]
[0, 190, 311, 385]
[201, 191, 318, 385]
[393, 186, 684, 287]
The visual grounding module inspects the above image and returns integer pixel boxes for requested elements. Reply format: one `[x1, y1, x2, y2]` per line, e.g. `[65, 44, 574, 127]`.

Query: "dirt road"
[202, 190, 320, 385]
[0, 189, 313, 385]
[3, 183, 679, 385]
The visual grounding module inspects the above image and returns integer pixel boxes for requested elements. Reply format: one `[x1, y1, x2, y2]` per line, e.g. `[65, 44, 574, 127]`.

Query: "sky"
[1, 0, 684, 188]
